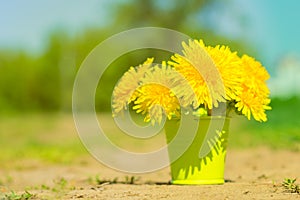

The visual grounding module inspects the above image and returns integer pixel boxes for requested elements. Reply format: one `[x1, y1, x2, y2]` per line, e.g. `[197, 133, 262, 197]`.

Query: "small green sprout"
[282, 178, 300, 194]
[4, 190, 34, 200]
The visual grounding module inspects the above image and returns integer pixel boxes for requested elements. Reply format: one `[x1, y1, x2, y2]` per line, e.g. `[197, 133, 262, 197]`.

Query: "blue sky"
[1, 0, 299, 72]
[203, 0, 300, 69]
[0, 0, 109, 51]
[246, 0, 300, 67]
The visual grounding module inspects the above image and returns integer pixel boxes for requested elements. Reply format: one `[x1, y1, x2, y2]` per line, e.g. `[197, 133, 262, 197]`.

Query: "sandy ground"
[1, 147, 300, 200]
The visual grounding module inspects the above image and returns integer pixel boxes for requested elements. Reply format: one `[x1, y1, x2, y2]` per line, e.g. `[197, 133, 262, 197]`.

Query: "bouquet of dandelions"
[112, 39, 271, 125]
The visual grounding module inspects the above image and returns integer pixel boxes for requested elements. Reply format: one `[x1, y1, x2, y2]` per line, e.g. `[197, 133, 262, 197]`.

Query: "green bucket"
[165, 116, 230, 185]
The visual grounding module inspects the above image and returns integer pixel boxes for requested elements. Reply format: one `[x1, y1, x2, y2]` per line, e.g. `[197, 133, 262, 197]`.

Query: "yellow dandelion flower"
[240, 55, 270, 96]
[169, 39, 243, 109]
[112, 58, 154, 115]
[203, 42, 244, 101]
[169, 53, 211, 109]
[235, 55, 271, 122]
[132, 63, 181, 125]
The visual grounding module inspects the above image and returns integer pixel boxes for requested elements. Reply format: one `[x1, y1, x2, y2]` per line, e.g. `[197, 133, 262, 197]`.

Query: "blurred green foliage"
[0, 113, 86, 166]
[230, 97, 300, 150]
[0, 0, 253, 114]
